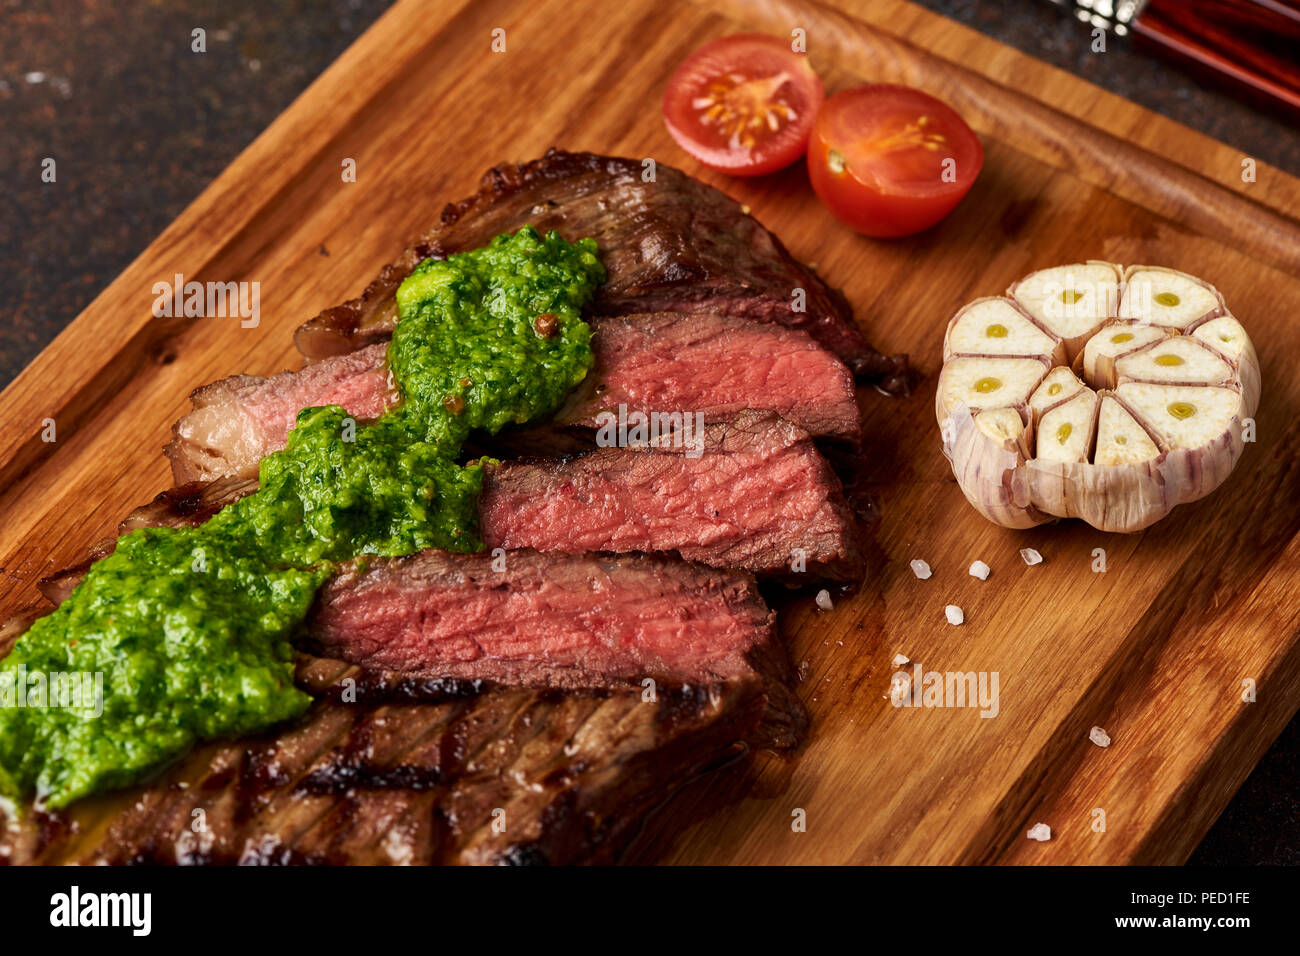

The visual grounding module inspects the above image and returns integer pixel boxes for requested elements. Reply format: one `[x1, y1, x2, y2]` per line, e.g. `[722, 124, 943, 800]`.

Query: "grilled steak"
[167, 312, 860, 484]
[308, 549, 783, 691]
[481, 412, 864, 582]
[293, 149, 908, 390]
[0, 654, 797, 865]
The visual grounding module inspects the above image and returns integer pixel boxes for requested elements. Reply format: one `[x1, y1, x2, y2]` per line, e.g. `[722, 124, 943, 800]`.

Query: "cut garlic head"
[937, 263, 1260, 532]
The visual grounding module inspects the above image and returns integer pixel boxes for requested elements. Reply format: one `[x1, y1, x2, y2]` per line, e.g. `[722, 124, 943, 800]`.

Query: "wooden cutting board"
[2, 0, 1298, 865]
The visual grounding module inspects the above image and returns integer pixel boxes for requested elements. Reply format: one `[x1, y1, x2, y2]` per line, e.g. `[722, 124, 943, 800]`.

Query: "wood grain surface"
[1, 0, 1298, 864]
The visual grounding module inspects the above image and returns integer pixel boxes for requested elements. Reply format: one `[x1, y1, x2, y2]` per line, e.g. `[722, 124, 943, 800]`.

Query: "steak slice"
[307, 549, 783, 692]
[554, 312, 859, 440]
[165, 343, 395, 484]
[54, 411, 863, 598]
[0, 654, 795, 865]
[49, 415, 862, 614]
[293, 148, 908, 390]
[481, 412, 865, 583]
[167, 312, 860, 484]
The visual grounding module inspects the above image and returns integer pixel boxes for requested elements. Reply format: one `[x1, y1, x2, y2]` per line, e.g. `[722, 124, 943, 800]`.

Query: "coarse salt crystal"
[1020, 548, 1043, 566]
[1026, 823, 1051, 842]
[815, 589, 833, 611]
[969, 560, 991, 580]
[1089, 726, 1111, 748]
[910, 559, 932, 580]
[892, 653, 910, 667]
[945, 605, 964, 626]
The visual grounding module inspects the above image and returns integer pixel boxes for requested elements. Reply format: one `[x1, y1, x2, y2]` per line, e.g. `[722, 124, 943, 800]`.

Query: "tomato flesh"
[808, 85, 983, 237]
[663, 34, 824, 177]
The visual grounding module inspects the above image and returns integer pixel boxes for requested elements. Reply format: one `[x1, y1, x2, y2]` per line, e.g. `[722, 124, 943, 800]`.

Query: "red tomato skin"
[807, 86, 983, 237]
[662, 34, 824, 177]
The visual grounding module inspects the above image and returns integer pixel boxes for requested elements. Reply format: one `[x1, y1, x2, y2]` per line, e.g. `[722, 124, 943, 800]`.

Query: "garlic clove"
[936, 356, 1050, 424]
[1193, 314, 1260, 417]
[1036, 388, 1099, 464]
[1027, 366, 1087, 422]
[1010, 261, 1120, 360]
[1116, 383, 1242, 451]
[942, 405, 1051, 529]
[943, 296, 1064, 364]
[1192, 314, 1249, 363]
[974, 406, 1032, 458]
[1093, 395, 1160, 466]
[1078, 323, 1168, 391]
[1115, 336, 1234, 387]
[1119, 266, 1223, 329]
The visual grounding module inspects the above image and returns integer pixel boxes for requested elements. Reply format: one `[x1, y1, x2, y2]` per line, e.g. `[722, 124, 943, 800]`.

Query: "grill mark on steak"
[0, 655, 789, 865]
[480, 412, 865, 583]
[166, 312, 861, 484]
[291, 148, 908, 390]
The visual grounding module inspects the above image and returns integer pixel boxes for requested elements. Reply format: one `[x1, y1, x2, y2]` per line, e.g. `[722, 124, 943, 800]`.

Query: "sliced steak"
[481, 412, 864, 583]
[54, 411, 862, 599]
[293, 149, 908, 390]
[308, 548, 781, 692]
[166, 312, 860, 484]
[0, 654, 795, 865]
[166, 343, 395, 484]
[555, 312, 859, 441]
[48, 415, 861, 618]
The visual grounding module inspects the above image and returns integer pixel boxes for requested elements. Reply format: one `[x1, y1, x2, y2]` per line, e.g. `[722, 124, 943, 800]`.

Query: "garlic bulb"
[937, 263, 1260, 532]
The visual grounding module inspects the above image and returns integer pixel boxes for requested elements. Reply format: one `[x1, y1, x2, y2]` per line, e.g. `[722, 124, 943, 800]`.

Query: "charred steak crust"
[0, 655, 790, 866]
[292, 148, 909, 391]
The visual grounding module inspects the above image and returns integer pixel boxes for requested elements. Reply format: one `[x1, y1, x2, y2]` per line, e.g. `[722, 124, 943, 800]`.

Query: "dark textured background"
[0, 0, 1295, 864]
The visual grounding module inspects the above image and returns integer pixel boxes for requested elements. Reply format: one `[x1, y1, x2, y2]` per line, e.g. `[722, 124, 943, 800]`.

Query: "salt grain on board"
[1089, 726, 1112, 748]
[815, 589, 833, 611]
[1026, 823, 1052, 842]
[969, 560, 991, 580]
[945, 605, 964, 626]
[1020, 548, 1043, 566]
[892, 653, 910, 667]
[910, 559, 932, 580]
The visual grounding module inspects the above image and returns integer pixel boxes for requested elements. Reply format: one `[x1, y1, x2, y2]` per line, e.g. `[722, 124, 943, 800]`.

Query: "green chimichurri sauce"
[0, 227, 604, 808]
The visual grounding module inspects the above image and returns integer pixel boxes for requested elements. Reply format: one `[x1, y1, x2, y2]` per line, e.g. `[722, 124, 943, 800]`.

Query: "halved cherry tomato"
[662, 34, 824, 177]
[807, 85, 983, 237]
